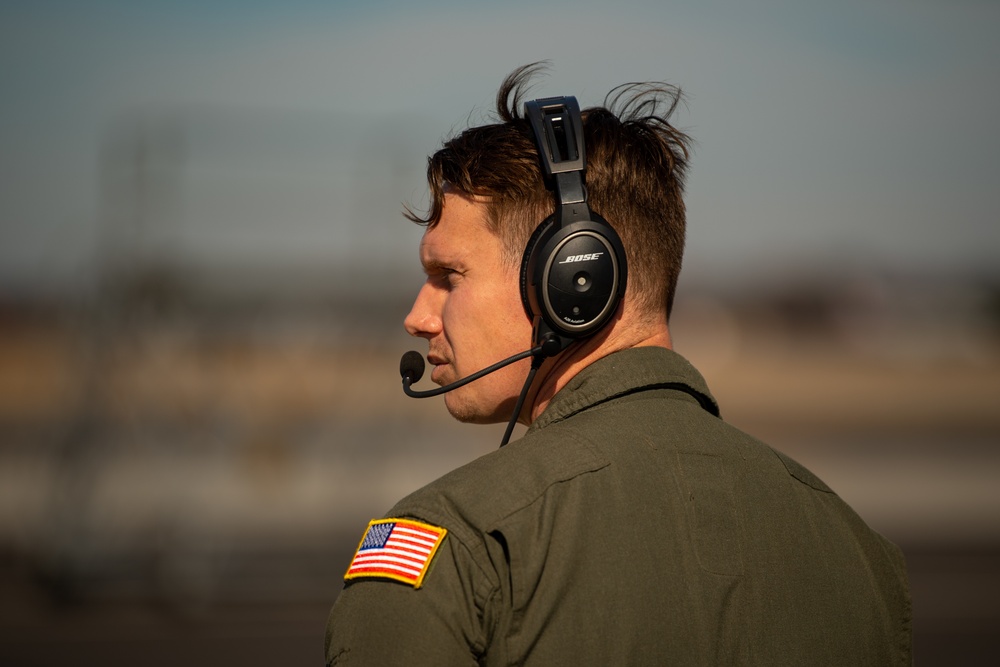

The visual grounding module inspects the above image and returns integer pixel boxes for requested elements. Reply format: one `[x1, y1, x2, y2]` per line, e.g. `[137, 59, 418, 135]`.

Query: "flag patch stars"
[344, 518, 447, 588]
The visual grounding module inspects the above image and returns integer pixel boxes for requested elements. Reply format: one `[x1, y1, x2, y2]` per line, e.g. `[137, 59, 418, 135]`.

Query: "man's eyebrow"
[420, 246, 465, 271]
[420, 257, 453, 274]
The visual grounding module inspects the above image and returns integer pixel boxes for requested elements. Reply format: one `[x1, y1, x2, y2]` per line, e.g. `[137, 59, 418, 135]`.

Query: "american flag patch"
[344, 518, 447, 588]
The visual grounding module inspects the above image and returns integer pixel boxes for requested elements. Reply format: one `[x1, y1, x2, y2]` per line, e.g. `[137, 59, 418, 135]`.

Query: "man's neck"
[526, 319, 672, 424]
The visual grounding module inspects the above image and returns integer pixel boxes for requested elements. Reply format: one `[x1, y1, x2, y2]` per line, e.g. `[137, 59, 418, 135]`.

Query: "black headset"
[403, 96, 708, 446]
[520, 96, 628, 355]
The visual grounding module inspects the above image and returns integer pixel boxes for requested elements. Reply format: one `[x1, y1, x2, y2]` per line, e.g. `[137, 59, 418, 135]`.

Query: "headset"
[520, 96, 628, 355]
[402, 94, 629, 446]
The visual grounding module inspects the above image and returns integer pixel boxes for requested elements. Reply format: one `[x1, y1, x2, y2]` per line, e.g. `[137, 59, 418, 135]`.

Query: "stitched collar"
[526, 346, 719, 434]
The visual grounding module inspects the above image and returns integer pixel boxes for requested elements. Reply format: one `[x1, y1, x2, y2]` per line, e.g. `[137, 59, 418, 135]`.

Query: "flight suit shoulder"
[389, 425, 611, 543]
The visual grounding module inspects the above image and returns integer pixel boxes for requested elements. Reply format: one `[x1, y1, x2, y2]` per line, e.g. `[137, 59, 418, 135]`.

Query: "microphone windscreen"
[399, 351, 426, 383]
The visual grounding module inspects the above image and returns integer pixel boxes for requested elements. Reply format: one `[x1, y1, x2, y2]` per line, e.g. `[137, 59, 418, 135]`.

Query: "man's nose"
[404, 283, 442, 338]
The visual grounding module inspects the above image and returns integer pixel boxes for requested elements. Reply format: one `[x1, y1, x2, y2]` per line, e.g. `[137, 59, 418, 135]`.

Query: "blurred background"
[1, 0, 998, 664]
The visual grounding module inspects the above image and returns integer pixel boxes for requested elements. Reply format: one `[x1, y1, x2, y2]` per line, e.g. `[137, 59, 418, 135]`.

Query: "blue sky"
[2, 0, 998, 295]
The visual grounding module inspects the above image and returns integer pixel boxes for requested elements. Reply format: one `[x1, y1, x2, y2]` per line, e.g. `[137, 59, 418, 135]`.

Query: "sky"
[1, 0, 998, 296]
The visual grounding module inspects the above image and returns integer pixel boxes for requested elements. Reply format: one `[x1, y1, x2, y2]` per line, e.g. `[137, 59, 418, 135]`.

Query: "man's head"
[404, 64, 692, 425]
[407, 62, 691, 319]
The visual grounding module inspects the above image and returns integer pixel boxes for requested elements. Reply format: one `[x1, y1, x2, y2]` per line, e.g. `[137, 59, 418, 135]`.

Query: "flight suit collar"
[527, 346, 719, 434]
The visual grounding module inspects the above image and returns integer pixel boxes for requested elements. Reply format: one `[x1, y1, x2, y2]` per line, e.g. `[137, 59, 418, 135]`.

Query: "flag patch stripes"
[344, 518, 447, 588]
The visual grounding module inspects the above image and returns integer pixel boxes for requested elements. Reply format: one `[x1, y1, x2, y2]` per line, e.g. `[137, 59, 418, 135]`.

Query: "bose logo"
[559, 252, 603, 264]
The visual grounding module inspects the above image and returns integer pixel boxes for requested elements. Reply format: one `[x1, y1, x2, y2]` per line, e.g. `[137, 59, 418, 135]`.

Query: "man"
[325, 64, 912, 666]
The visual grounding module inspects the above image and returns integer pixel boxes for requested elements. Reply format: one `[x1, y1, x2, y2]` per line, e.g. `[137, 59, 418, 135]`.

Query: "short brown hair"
[406, 63, 691, 317]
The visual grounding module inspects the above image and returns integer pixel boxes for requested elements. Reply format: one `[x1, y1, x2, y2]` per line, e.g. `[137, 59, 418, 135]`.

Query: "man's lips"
[427, 354, 449, 384]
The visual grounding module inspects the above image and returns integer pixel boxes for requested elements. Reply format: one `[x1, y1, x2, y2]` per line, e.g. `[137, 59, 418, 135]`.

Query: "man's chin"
[443, 393, 509, 425]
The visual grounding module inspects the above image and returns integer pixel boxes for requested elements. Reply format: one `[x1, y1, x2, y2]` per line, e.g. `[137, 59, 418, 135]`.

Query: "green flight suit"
[326, 347, 912, 665]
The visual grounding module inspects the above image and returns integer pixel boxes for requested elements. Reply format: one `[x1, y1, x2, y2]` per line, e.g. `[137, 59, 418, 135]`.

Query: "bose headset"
[401, 95, 628, 446]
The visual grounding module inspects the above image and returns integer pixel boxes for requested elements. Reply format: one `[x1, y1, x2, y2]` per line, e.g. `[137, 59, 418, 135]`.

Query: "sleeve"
[324, 530, 497, 666]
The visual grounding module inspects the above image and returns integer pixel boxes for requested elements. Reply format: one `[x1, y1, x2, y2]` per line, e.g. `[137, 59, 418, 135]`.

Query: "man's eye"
[431, 269, 460, 287]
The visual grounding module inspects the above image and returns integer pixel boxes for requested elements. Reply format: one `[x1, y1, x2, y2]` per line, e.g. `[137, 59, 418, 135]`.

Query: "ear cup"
[521, 212, 627, 339]
[520, 215, 558, 320]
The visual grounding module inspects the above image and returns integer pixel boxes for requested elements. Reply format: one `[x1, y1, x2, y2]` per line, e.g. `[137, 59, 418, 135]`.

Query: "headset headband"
[524, 97, 590, 222]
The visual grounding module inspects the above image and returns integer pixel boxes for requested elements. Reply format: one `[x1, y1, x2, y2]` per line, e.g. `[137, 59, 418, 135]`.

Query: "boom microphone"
[399, 334, 564, 447]
[399, 350, 426, 385]
[400, 346, 543, 398]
